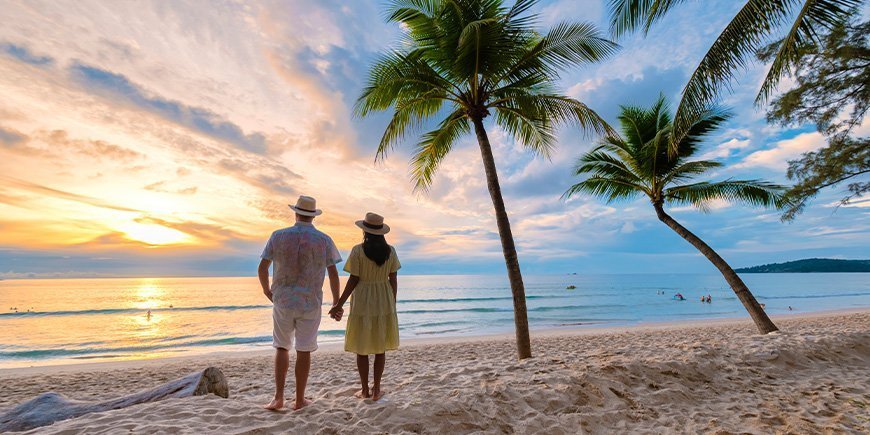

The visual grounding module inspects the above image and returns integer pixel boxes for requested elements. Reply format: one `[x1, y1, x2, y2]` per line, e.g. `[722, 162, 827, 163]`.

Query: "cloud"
[69, 63, 268, 154]
[40, 130, 143, 162]
[567, 67, 686, 125]
[0, 42, 53, 66]
[699, 138, 752, 160]
[0, 126, 27, 146]
[737, 131, 825, 170]
[144, 181, 198, 195]
[0, 175, 142, 213]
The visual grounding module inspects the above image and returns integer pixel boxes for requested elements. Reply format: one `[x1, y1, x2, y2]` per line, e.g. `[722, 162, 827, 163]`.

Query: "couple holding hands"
[258, 195, 400, 410]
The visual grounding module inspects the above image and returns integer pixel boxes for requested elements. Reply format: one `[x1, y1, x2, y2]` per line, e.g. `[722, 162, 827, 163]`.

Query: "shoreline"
[1, 309, 867, 433]
[0, 309, 870, 435]
[3, 306, 866, 377]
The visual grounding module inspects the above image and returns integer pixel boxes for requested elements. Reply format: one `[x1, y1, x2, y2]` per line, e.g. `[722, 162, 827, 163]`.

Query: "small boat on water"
[566, 285, 576, 290]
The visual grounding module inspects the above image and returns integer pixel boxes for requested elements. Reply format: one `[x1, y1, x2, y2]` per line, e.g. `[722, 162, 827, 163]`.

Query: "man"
[258, 195, 342, 410]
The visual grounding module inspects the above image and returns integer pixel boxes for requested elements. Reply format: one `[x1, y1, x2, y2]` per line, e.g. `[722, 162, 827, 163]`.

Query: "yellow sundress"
[343, 244, 401, 355]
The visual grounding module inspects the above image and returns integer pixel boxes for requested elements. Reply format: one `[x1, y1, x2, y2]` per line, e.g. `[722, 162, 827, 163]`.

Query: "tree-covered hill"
[736, 258, 870, 273]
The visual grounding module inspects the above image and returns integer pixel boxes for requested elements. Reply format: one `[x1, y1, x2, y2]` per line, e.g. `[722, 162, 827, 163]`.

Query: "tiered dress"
[343, 244, 401, 355]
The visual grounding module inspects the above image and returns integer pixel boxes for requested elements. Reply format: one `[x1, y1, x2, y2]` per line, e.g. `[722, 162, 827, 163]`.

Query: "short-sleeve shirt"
[261, 222, 342, 311]
[343, 244, 401, 280]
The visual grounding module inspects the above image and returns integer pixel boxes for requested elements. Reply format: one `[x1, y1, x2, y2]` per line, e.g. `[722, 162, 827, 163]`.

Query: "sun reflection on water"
[133, 279, 166, 310]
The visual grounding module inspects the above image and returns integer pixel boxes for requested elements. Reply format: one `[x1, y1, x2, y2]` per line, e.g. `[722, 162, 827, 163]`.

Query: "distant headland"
[736, 258, 870, 273]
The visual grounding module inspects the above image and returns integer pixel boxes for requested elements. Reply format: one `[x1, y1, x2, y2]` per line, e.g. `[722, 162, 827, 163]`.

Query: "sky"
[0, 0, 867, 278]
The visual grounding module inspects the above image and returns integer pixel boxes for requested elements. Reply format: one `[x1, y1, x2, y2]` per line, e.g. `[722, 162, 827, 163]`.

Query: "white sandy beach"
[1, 310, 868, 434]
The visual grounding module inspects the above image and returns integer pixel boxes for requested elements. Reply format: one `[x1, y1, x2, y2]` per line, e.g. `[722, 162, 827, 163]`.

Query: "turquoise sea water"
[0, 274, 868, 368]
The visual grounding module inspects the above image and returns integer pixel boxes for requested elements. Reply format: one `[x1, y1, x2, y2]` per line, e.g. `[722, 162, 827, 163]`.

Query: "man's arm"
[258, 258, 272, 302]
[326, 264, 340, 305]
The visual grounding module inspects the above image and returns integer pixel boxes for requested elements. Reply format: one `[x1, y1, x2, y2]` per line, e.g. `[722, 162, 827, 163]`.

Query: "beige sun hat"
[288, 195, 322, 217]
[355, 212, 390, 235]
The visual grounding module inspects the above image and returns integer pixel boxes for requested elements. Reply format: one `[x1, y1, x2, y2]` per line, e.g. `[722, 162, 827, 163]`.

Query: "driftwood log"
[0, 366, 228, 432]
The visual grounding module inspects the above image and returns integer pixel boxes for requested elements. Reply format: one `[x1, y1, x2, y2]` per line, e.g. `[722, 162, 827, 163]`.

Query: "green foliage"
[761, 20, 868, 136]
[735, 258, 870, 273]
[356, 0, 618, 191]
[760, 19, 869, 221]
[564, 95, 786, 211]
[780, 136, 869, 221]
[607, 0, 861, 151]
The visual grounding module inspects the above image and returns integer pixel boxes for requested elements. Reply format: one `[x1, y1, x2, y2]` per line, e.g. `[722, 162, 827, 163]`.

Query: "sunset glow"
[0, 1, 866, 278]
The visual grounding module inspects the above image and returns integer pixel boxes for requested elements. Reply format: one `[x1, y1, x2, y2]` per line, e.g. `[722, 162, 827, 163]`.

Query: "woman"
[329, 212, 400, 401]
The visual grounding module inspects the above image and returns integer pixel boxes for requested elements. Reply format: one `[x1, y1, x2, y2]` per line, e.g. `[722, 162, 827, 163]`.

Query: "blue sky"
[0, 0, 867, 278]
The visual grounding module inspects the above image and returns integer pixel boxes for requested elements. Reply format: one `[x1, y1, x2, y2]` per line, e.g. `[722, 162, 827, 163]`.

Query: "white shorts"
[272, 306, 321, 352]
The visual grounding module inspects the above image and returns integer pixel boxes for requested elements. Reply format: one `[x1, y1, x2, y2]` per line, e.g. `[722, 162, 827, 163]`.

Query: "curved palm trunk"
[472, 117, 532, 359]
[654, 203, 778, 334]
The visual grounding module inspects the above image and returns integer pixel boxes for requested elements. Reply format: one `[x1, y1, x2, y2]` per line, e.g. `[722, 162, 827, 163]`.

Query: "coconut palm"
[607, 0, 861, 150]
[564, 95, 784, 334]
[356, 0, 618, 359]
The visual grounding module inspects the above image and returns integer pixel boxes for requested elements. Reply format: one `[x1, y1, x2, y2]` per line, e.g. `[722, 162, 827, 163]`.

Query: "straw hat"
[288, 195, 322, 216]
[355, 212, 390, 235]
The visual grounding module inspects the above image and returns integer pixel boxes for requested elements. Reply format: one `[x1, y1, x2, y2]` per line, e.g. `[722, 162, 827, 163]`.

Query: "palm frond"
[563, 176, 646, 202]
[574, 146, 646, 185]
[671, 0, 795, 150]
[665, 179, 787, 209]
[756, 0, 860, 104]
[660, 160, 723, 185]
[410, 109, 470, 192]
[376, 91, 449, 160]
[538, 22, 620, 70]
[493, 105, 556, 157]
[496, 21, 618, 86]
[674, 105, 732, 154]
[607, 0, 691, 37]
[355, 51, 457, 117]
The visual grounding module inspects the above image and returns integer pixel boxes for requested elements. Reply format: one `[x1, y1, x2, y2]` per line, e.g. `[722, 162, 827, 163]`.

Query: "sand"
[1, 310, 868, 434]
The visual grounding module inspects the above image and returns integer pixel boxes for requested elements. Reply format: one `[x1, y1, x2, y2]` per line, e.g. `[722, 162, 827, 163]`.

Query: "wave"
[397, 303, 629, 315]
[0, 335, 274, 359]
[0, 304, 272, 318]
[758, 292, 870, 300]
[399, 295, 564, 304]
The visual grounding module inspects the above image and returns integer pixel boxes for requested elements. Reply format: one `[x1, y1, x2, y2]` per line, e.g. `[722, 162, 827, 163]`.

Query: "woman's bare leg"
[355, 354, 370, 398]
[372, 353, 385, 401]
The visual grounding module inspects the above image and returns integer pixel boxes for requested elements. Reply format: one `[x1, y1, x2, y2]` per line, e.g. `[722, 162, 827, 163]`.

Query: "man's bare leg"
[291, 351, 312, 410]
[264, 348, 289, 410]
[355, 354, 370, 398]
[372, 353, 385, 401]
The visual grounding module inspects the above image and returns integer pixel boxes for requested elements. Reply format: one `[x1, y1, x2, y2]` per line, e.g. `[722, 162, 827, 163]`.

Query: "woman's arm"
[388, 272, 397, 302]
[329, 275, 359, 320]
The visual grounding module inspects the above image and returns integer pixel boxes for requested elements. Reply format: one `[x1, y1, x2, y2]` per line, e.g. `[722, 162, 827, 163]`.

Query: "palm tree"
[607, 0, 861, 151]
[564, 95, 784, 334]
[356, 0, 618, 359]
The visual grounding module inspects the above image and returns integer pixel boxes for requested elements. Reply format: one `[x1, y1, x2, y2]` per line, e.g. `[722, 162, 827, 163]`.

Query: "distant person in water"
[258, 195, 342, 411]
[675, 293, 685, 300]
[706, 295, 712, 303]
[329, 212, 401, 401]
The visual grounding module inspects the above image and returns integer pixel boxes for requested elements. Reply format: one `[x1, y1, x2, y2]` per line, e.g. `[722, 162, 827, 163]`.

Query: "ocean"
[1, 273, 868, 368]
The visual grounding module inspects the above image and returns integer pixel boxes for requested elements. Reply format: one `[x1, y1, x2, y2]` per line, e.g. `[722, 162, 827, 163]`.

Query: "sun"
[120, 223, 192, 246]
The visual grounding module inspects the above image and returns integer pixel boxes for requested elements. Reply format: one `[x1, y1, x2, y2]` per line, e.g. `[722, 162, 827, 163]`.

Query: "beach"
[2, 309, 868, 434]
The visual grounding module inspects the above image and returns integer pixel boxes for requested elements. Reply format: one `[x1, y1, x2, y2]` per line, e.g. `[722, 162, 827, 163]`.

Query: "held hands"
[328, 304, 344, 321]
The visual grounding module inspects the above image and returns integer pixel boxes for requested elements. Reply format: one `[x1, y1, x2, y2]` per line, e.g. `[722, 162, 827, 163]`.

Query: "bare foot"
[291, 398, 312, 410]
[371, 387, 384, 401]
[354, 389, 371, 399]
[263, 398, 284, 411]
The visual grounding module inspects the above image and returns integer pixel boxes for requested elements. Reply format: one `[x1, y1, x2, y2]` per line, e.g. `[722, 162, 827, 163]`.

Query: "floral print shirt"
[261, 222, 342, 311]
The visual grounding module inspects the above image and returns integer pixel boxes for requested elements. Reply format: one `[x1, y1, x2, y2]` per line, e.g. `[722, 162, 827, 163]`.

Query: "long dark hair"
[362, 232, 391, 266]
